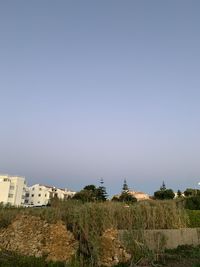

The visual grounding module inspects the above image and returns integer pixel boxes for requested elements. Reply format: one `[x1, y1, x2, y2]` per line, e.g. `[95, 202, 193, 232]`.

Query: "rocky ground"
[0, 214, 77, 262]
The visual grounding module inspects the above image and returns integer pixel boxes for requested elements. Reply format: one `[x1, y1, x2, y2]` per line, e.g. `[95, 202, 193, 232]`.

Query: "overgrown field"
[0, 199, 189, 230]
[0, 200, 199, 266]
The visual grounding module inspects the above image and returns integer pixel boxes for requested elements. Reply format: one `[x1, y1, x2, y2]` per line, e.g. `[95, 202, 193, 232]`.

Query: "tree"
[185, 195, 200, 210]
[111, 179, 137, 204]
[84, 185, 96, 192]
[122, 179, 129, 193]
[111, 195, 120, 202]
[119, 192, 137, 203]
[184, 188, 200, 197]
[154, 183, 175, 200]
[154, 190, 164, 200]
[96, 178, 107, 201]
[72, 189, 96, 202]
[163, 189, 175, 199]
[73, 180, 108, 202]
[177, 190, 182, 198]
[160, 181, 166, 191]
[73, 184, 97, 202]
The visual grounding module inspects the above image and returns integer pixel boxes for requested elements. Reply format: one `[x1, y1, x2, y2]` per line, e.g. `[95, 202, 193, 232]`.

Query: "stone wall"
[144, 228, 200, 251]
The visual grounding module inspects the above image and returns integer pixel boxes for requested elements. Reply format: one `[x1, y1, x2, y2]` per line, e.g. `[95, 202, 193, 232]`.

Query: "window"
[32, 188, 35, 191]
[10, 186, 15, 190]
[31, 194, 34, 197]
[45, 194, 47, 197]
[22, 195, 25, 199]
[38, 194, 41, 197]
[25, 193, 29, 197]
[8, 194, 14, 198]
[24, 199, 28, 203]
[39, 188, 42, 191]
[38, 201, 40, 204]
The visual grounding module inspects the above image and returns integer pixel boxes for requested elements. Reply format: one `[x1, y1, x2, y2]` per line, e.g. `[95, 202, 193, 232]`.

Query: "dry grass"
[0, 200, 189, 266]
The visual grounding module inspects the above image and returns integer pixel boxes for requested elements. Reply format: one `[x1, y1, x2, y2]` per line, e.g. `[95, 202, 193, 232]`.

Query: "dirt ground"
[164, 258, 200, 267]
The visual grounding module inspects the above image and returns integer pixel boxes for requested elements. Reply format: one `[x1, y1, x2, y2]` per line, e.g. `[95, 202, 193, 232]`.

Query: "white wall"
[0, 179, 10, 203]
[0, 175, 26, 206]
[26, 184, 76, 206]
[26, 184, 50, 206]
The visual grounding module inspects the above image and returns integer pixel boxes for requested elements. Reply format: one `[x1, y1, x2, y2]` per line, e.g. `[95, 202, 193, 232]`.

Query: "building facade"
[0, 174, 27, 206]
[25, 184, 76, 206]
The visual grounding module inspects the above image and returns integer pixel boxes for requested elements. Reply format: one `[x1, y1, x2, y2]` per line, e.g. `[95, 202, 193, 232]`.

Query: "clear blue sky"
[1, 0, 200, 196]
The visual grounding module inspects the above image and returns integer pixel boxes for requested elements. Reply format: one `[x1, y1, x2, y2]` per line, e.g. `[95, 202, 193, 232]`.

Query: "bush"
[185, 196, 200, 210]
[184, 188, 200, 197]
[0, 250, 64, 267]
[186, 210, 200, 227]
[0, 205, 21, 228]
[154, 189, 175, 200]
[118, 192, 137, 203]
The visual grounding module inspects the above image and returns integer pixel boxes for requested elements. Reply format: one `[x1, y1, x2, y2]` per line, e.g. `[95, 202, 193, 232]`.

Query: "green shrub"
[0, 205, 21, 228]
[185, 196, 200, 210]
[186, 210, 200, 227]
[165, 244, 200, 259]
[0, 250, 65, 267]
[154, 189, 175, 200]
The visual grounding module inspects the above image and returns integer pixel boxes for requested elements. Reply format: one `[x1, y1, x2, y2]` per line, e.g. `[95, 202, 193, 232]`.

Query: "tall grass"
[0, 200, 189, 266]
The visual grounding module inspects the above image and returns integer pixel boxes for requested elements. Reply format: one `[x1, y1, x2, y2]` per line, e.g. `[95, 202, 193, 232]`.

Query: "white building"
[0, 174, 27, 206]
[25, 184, 76, 206]
[129, 191, 150, 201]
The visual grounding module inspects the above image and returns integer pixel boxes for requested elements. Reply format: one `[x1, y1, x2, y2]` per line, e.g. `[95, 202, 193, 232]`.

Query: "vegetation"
[96, 178, 107, 201]
[177, 189, 182, 198]
[0, 198, 189, 266]
[118, 192, 137, 203]
[0, 244, 200, 267]
[185, 195, 200, 210]
[0, 203, 23, 228]
[1, 181, 200, 266]
[163, 245, 200, 267]
[0, 250, 64, 267]
[122, 179, 129, 192]
[184, 188, 200, 197]
[72, 185, 97, 202]
[72, 179, 107, 203]
[186, 209, 200, 227]
[154, 182, 175, 200]
[111, 179, 137, 203]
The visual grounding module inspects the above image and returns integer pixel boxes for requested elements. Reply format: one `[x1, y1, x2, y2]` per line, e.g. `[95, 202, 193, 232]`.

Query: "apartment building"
[0, 174, 26, 206]
[25, 184, 76, 206]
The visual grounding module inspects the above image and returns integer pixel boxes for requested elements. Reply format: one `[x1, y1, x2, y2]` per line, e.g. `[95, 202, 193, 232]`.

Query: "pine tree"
[96, 178, 107, 201]
[119, 179, 137, 203]
[122, 179, 129, 193]
[160, 181, 166, 191]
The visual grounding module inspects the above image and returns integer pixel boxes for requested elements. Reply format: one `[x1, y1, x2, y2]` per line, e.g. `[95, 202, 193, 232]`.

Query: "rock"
[0, 215, 78, 263]
[98, 228, 131, 267]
